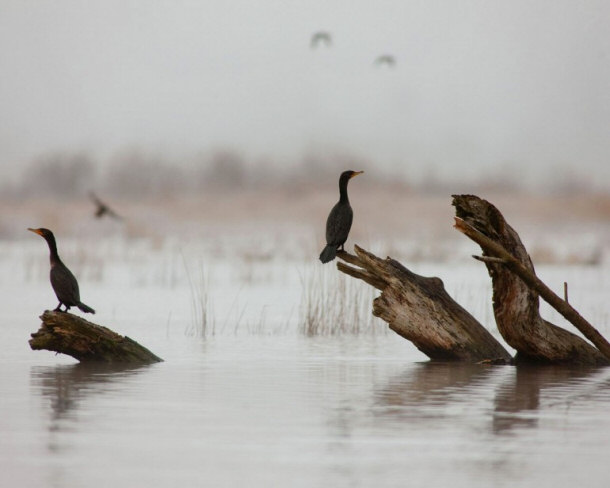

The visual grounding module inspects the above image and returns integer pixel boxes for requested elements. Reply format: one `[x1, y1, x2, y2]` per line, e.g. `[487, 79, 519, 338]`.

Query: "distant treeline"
[1, 147, 597, 200]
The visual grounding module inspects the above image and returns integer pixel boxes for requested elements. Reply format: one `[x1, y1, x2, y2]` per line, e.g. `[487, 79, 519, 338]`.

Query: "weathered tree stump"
[336, 195, 609, 366]
[452, 194, 609, 365]
[337, 247, 512, 362]
[29, 310, 163, 364]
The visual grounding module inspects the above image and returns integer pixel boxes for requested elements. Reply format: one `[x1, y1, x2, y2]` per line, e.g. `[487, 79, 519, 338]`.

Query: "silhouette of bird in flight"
[319, 170, 363, 263]
[374, 55, 396, 67]
[311, 31, 332, 49]
[90, 192, 122, 220]
[28, 228, 96, 314]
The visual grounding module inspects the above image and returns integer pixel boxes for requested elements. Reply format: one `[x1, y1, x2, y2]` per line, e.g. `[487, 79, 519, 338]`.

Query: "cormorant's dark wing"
[104, 206, 122, 220]
[50, 263, 81, 306]
[90, 191, 103, 206]
[325, 202, 353, 247]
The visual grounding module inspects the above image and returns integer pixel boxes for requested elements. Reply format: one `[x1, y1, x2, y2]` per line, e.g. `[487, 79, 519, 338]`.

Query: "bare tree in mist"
[102, 149, 186, 198]
[547, 168, 594, 196]
[12, 144, 599, 203]
[295, 151, 373, 189]
[197, 149, 247, 191]
[247, 156, 288, 189]
[21, 152, 96, 199]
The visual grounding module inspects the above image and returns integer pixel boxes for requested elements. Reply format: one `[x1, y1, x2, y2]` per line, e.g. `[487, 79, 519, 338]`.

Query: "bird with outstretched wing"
[311, 31, 332, 49]
[89, 192, 122, 220]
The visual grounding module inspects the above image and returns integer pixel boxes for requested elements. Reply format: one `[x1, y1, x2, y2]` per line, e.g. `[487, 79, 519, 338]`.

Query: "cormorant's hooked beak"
[350, 171, 364, 178]
[28, 228, 43, 236]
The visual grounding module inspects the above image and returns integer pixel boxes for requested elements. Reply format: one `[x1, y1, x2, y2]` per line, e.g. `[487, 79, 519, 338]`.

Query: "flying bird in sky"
[90, 192, 122, 220]
[310, 31, 332, 49]
[374, 55, 396, 67]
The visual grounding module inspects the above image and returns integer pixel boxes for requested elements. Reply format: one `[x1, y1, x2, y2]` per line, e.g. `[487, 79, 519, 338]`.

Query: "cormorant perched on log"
[28, 228, 95, 314]
[90, 192, 122, 220]
[319, 170, 363, 263]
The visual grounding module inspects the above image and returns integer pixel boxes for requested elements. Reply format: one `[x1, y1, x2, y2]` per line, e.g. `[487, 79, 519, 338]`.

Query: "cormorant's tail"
[319, 245, 337, 263]
[77, 302, 95, 314]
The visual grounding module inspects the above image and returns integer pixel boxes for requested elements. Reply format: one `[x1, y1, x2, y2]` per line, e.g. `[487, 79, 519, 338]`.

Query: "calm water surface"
[2, 332, 610, 488]
[2, 242, 610, 487]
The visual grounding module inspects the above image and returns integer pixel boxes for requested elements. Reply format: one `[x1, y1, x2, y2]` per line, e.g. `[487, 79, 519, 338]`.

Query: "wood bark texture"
[337, 247, 512, 362]
[30, 310, 163, 364]
[452, 194, 608, 365]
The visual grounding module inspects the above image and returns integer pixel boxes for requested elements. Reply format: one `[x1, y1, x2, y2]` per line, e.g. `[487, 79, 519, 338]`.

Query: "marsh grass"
[183, 255, 215, 337]
[298, 264, 386, 336]
[237, 305, 295, 336]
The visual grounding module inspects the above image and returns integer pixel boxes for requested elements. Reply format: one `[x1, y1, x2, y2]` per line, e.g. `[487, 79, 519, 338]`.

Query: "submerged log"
[337, 247, 512, 362]
[452, 194, 609, 365]
[29, 310, 163, 364]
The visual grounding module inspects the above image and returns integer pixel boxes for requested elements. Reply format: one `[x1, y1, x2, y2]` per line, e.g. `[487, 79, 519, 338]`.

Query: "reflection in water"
[492, 365, 605, 434]
[317, 362, 502, 487]
[29, 363, 154, 488]
[373, 362, 610, 437]
[374, 362, 497, 414]
[11, 341, 610, 488]
[31, 363, 153, 425]
[319, 362, 497, 486]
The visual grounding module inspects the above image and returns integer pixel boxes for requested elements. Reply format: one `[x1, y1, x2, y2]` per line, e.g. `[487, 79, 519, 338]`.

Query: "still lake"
[2, 238, 609, 487]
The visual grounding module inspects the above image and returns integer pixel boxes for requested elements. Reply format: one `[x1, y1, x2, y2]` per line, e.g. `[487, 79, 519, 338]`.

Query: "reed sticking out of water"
[299, 265, 385, 336]
[183, 255, 214, 337]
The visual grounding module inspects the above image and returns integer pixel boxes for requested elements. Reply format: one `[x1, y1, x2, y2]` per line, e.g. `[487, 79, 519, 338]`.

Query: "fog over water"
[3, 5, 610, 487]
[1, 1, 609, 187]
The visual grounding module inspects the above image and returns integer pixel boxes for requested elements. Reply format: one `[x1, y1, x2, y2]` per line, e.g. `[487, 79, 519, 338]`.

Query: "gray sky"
[1, 0, 609, 187]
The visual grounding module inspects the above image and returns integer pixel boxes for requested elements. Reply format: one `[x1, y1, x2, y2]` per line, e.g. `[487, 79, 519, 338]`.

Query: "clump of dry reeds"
[298, 264, 386, 336]
[183, 256, 215, 337]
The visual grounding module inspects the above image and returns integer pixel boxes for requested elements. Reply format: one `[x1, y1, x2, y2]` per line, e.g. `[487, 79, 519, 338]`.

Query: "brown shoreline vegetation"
[1, 149, 609, 254]
[3, 181, 610, 236]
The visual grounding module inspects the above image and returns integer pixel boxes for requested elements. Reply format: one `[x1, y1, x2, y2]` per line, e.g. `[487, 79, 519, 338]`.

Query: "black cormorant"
[90, 192, 122, 220]
[311, 31, 332, 49]
[28, 228, 95, 314]
[319, 170, 363, 263]
[374, 55, 396, 67]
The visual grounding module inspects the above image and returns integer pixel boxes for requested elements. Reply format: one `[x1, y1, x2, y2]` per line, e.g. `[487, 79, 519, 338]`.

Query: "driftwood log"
[452, 194, 609, 365]
[337, 247, 512, 362]
[30, 310, 163, 364]
[337, 194, 609, 365]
